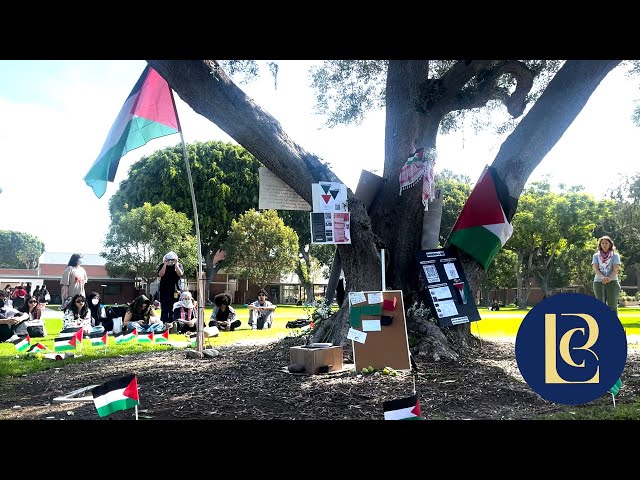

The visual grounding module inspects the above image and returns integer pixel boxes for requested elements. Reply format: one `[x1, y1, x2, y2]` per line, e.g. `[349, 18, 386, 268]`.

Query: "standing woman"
[592, 235, 622, 315]
[60, 253, 88, 307]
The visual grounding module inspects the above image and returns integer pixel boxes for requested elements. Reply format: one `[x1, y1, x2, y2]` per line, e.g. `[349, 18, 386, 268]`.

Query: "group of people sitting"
[1, 287, 278, 342]
[116, 287, 277, 335]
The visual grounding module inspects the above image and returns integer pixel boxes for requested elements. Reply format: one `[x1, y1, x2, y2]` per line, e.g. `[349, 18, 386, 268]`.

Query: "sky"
[1, 60, 639, 255]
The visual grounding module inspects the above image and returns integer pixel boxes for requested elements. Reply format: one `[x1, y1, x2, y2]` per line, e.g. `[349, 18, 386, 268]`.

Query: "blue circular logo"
[515, 293, 627, 405]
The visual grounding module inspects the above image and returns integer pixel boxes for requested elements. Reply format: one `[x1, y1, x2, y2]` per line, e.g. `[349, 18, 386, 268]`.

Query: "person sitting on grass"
[0, 290, 29, 342]
[209, 292, 241, 332]
[173, 290, 197, 334]
[123, 294, 165, 333]
[247, 289, 276, 330]
[17, 295, 47, 337]
[63, 294, 95, 337]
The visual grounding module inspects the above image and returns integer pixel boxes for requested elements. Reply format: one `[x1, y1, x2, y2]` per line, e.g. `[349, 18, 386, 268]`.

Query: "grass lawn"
[472, 306, 640, 341]
[0, 304, 312, 377]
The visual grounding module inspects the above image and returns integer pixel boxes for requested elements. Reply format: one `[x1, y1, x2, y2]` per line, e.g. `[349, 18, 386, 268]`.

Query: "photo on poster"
[428, 284, 452, 301]
[443, 261, 460, 280]
[422, 263, 440, 283]
[433, 300, 459, 318]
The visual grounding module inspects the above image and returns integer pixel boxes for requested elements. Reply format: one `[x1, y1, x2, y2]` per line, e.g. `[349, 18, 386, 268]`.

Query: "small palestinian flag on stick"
[115, 330, 136, 344]
[446, 165, 518, 269]
[92, 374, 140, 418]
[90, 332, 108, 347]
[155, 329, 170, 344]
[27, 342, 48, 353]
[59, 327, 83, 340]
[11, 335, 31, 353]
[383, 393, 424, 420]
[137, 331, 154, 344]
[54, 336, 78, 352]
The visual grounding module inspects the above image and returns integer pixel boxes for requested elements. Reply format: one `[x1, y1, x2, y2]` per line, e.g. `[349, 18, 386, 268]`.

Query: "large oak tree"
[148, 60, 620, 360]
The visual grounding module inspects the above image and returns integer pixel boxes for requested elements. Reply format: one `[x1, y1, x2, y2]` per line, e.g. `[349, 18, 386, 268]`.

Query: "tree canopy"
[0, 230, 45, 269]
[108, 140, 261, 301]
[223, 209, 299, 290]
[102, 202, 198, 291]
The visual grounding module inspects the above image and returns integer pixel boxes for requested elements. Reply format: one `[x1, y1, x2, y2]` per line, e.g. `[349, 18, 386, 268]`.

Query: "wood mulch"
[0, 337, 638, 421]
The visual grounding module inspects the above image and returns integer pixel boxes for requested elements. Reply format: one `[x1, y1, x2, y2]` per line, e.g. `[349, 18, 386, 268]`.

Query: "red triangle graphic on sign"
[322, 194, 332, 204]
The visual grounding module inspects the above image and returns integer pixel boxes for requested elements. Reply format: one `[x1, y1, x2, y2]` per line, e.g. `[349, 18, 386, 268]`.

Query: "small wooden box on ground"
[290, 346, 343, 374]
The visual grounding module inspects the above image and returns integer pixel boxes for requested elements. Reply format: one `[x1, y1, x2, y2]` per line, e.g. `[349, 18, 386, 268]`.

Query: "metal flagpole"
[169, 90, 205, 354]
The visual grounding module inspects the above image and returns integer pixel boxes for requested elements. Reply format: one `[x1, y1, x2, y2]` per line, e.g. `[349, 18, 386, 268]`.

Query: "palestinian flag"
[27, 342, 48, 353]
[84, 65, 180, 199]
[609, 378, 623, 396]
[90, 332, 108, 347]
[446, 166, 518, 269]
[59, 327, 84, 345]
[115, 331, 136, 344]
[11, 335, 30, 353]
[155, 329, 170, 343]
[92, 374, 140, 418]
[383, 393, 424, 420]
[137, 331, 154, 344]
[54, 336, 78, 352]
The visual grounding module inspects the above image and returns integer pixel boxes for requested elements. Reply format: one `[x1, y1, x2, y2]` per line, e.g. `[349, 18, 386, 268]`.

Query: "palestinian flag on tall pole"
[383, 393, 424, 420]
[84, 65, 180, 199]
[92, 374, 140, 418]
[446, 165, 518, 269]
[86, 62, 206, 355]
[54, 336, 78, 352]
[11, 335, 30, 353]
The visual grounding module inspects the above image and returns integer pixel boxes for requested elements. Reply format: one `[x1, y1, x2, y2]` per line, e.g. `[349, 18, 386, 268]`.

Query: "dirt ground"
[0, 337, 638, 421]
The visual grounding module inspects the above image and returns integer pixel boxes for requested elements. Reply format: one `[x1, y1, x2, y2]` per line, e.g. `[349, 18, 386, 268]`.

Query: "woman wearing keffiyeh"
[172, 290, 197, 334]
[592, 235, 622, 315]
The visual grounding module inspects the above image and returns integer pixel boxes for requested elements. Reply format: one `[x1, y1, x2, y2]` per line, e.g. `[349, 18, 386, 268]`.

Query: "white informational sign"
[258, 167, 311, 211]
[310, 212, 351, 244]
[433, 299, 459, 318]
[349, 291, 367, 305]
[312, 182, 348, 212]
[367, 292, 383, 304]
[428, 284, 452, 301]
[347, 327, 367, 344]
[361, 319, 382, 332]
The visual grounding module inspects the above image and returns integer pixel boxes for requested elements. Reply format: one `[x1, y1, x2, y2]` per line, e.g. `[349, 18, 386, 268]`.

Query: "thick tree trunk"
[148, 59, 620, 359]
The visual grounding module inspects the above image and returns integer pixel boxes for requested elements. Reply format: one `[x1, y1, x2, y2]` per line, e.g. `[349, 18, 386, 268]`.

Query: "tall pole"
[170, 91, 205, 354]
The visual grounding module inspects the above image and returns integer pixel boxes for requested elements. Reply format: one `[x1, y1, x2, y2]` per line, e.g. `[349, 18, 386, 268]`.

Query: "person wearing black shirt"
[157, 251, 184, 325]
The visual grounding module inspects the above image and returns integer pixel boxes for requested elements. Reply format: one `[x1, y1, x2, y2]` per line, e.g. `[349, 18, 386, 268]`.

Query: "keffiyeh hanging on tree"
[399, 147, 437, 210]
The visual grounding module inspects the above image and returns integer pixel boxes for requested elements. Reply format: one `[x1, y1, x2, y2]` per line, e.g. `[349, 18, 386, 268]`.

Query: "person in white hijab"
[172, 290, 197, 334]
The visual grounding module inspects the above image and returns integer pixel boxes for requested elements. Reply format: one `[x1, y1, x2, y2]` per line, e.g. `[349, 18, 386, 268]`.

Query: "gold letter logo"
[545, 313, 599, 384]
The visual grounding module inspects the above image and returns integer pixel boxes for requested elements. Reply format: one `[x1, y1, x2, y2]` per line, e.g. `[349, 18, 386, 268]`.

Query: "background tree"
[598, 172, 640, 293]
[0, 231, 45, 269]
[149, 59, 620, 359]
[436, 169, 472, 246]
[478, 249, 518, 306]
[109, 140, 260, 303]
[223, 209, 299, 291]
[102, 202, 198, 294]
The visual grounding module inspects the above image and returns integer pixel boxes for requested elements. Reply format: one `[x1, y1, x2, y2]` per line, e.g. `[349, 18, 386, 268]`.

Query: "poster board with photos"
[350, 290, 411, 371]
[416, 247, 481, 328]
